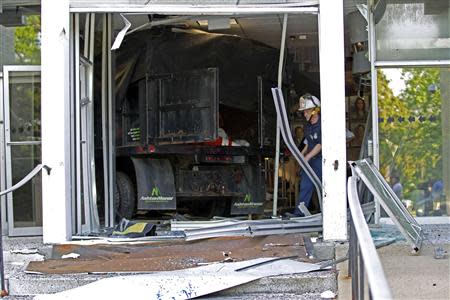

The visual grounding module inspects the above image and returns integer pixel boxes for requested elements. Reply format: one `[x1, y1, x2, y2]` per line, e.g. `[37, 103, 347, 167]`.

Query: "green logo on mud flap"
[151, 187, 161, 197]
[244, 193, 252, 203]
[233, 193, 263, 208]
[141, 186, 174, 203]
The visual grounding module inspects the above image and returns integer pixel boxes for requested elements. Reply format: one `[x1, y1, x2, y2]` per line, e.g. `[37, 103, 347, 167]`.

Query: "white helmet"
[298, 94, 321, 111]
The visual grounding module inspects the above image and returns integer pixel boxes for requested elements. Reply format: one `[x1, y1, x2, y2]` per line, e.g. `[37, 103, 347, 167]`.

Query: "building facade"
[0, 0, 449, 243]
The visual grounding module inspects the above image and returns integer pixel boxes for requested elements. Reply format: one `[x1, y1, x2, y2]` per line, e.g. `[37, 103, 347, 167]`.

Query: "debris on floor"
[433, 246, 446, 259]
[111, 218, 156, 238]
[61, 253, 80, 259]
[320, 290, 336, 299]
[26, 234, 312, 274]
[10, 248, 39, 255]
[33, 257, 322, 300]
[175, 217, 323, 241]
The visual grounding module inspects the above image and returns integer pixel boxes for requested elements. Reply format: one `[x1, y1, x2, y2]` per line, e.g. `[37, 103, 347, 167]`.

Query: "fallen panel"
[351, 159, 423, 251]
[183, 218, 323, 241]
[27, 234, 309, 274]
[172, 203, 375, 239]
[34, 258, 321, 300]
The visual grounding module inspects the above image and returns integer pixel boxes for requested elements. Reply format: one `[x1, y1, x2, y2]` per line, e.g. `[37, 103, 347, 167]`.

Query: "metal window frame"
[74, 13, 101, 234]
[72, 12, 116, 234]
[74, 12, 82, 234]
[107, 13, 115, 227]
[101, 13, 110, 227]
[368, 0, 450, 223]
[351, 159, 423, 251]
[100, 13, 115, 228]
[0, 72, 6, 236]
[375, 60, 450, 68]
[70, 10, 77, 236]
[67, 5, 319, 234]
[272, 13, 288, 217]
[3, 65, 42, 236]
[368, 0, 381, 223]
[69, 4, 319, 14]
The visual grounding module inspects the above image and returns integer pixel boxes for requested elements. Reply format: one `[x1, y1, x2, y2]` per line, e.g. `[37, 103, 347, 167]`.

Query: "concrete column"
[319, 0, 347, 240]
[41, 0, 72, 243]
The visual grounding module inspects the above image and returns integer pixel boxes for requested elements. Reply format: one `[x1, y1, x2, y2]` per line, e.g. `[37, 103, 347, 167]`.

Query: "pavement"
[336, 223, 450, 300]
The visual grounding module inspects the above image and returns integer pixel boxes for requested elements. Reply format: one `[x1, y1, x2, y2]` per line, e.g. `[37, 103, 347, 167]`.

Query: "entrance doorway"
[3, 65, 42, 236]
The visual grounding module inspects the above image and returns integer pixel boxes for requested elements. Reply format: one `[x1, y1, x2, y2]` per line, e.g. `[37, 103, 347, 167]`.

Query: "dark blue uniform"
[294, 116, 322, 216]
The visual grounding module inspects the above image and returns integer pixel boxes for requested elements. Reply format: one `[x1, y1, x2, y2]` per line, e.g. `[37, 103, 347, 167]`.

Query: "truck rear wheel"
[115, 171, 136, 220]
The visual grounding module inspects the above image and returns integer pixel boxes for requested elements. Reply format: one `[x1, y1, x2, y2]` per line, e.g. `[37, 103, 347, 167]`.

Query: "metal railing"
[347, 175, 392, 300]
[0, 164, 50, 296]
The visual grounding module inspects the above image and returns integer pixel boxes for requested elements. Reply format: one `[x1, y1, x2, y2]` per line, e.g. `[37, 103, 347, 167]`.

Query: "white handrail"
[0, 164, 50, 197]
[348, 175, 392, 300]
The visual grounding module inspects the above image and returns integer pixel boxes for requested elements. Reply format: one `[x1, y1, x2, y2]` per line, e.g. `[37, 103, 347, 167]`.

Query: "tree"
[378, 68, 442, 203]
[14, 15, 41, 64]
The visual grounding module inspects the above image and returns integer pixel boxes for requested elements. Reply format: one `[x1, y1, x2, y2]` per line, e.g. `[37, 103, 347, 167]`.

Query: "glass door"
[3, 66, 42, 236]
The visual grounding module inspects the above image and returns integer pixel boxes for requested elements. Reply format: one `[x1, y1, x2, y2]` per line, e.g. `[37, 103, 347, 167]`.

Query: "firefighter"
[294, 93, 322, 216]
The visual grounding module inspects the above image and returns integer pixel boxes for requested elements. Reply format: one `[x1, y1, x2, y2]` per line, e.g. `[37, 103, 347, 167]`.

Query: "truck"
[113, 28, 279, 219]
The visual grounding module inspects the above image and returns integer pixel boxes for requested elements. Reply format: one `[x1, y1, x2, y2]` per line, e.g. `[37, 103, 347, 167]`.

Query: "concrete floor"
[2, 224, 449, 299]
[0, 235, 336, 299]
[336, 224, 450, 300]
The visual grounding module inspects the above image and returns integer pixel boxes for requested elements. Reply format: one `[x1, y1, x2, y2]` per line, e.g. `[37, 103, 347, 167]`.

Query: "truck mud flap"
[131, 158, 176, 210]
[271, 87, 322, 209]
[230, 164, 265, 215]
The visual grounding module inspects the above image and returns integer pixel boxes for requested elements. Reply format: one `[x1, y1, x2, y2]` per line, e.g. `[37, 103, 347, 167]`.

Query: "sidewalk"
[336, 223, 450, 300]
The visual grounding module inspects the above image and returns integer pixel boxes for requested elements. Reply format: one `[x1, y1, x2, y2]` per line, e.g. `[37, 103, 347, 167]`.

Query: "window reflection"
[378, 67, 449, 217]
[376, 1, 450, 61]
[9, 72, 41, 142]
[0, 14, 41, 67]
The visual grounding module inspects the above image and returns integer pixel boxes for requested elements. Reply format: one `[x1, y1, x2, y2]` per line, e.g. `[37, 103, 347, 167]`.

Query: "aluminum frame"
[73, 13, 115, 233]
[375, 60, 450, 68]
[368, 1, 450, 224]
[351, 159, 423, 251]
[271, 88, 323, 209]
[70, 11, 77, 235]
[101, 13, 110, 227]
[0, 72, 6, 236]
[79, 55, 100, 233]
[69, 4, 319, 14]
[368, 0, 381, 224]
[74, 13, 83, 234]
[182, 217, 323, 241]
[107, 13, 115, 227]
[86, 14, 100, 233]
[73, 13, 101, 234]
[63, 2, 353, 240]
[272, 13, 288, 217]
[3, 65, 42, 236]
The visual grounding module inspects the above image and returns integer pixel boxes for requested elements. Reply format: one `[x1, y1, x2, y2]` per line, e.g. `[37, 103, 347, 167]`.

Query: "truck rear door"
[147, 68, 218, 144]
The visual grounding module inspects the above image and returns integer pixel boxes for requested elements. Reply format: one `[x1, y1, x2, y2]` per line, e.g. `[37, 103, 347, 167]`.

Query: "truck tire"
[115, 171, 136, 220]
